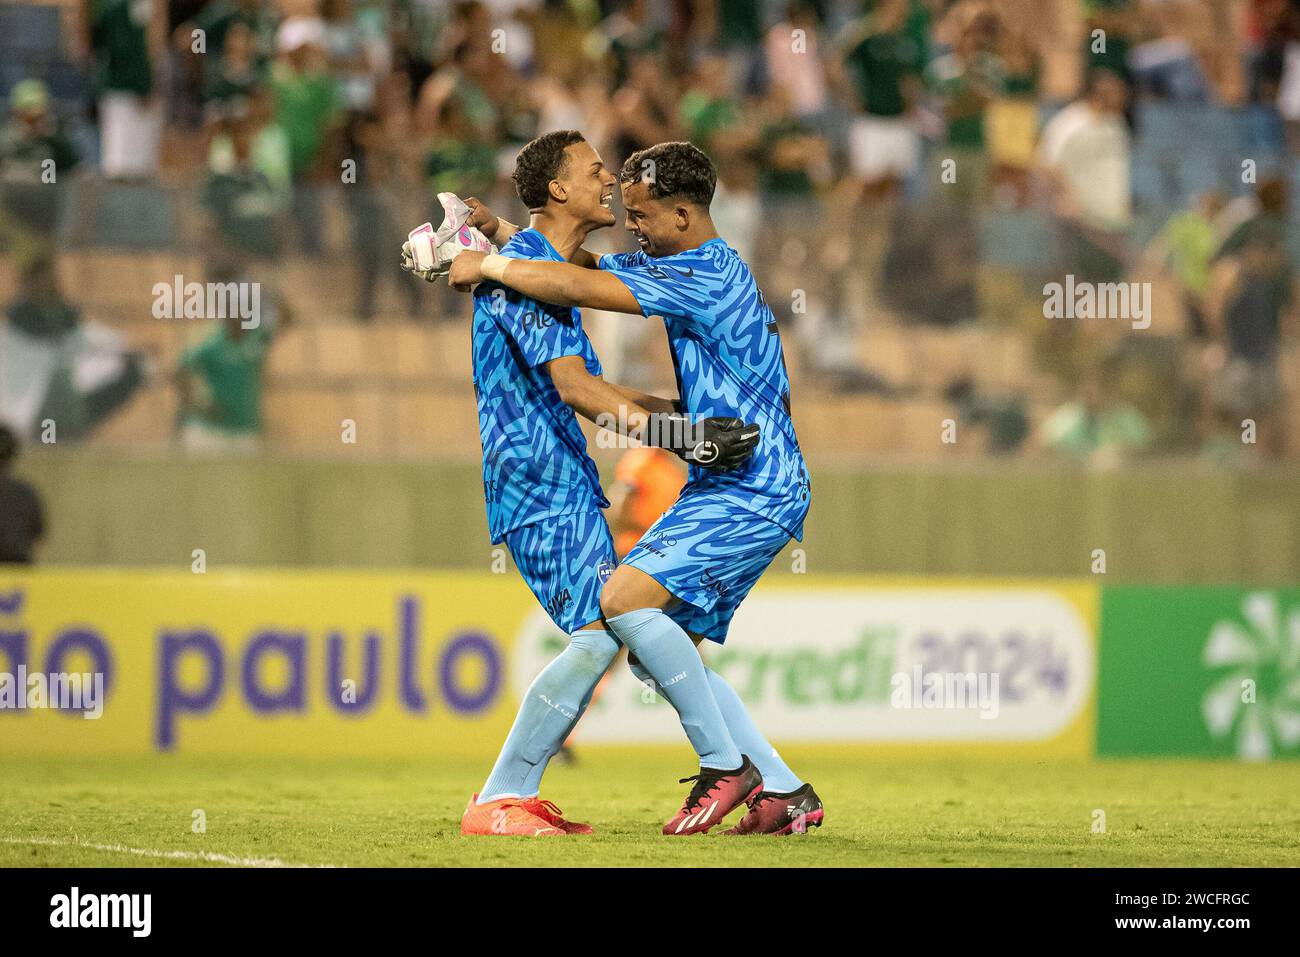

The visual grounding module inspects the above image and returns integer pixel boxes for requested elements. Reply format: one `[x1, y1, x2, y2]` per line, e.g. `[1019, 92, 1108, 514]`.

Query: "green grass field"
[2, 750, 1298, 867]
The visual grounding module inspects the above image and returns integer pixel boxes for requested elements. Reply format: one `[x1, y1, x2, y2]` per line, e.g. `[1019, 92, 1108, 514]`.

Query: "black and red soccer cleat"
[721, 783, 824, 836]
[663, 755, 763, 835]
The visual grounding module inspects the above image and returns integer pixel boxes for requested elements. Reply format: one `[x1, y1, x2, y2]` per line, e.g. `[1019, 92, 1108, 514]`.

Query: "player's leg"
[601, 565, 742, 771]
[515, 619, 611, 799]
[463, 512, 619, 836]
[692, 638, 823, 835]
[477, 621, 617, 798]
[603, 499, 764, 835]
[626, 632, 803, 794]
[627, 644, 822, 835]
[636, 508, 825, 835]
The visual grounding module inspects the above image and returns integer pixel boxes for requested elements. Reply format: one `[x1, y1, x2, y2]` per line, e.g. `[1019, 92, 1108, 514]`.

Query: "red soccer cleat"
[460, 794, 564, 836]
[522, 797, 593, 835]
[663, 756, 763, 836]
[721, 783, 824, 836]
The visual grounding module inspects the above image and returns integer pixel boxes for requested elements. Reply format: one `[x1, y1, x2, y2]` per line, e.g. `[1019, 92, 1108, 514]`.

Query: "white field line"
[1, 837, 339, 868]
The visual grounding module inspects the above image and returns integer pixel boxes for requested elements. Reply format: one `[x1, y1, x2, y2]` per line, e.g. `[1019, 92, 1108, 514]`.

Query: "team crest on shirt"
[596, 559, 615, 583]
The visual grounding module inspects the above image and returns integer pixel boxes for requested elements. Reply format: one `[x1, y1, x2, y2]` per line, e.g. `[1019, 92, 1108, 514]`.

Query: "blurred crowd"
[1, 0, 1298, 464]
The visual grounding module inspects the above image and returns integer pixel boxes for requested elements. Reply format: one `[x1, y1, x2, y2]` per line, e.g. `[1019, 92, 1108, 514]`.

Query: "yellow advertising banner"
[0, 569, 535, 756]
[0, 570, 1099, 757]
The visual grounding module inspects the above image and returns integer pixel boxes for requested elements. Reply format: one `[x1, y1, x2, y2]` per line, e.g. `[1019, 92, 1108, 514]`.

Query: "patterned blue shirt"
[472, 228, 607, 543]
[599, 239, 810, 539]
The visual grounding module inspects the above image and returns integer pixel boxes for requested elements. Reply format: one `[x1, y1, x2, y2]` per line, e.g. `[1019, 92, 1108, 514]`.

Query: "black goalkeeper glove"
[648, 413, 760, 471]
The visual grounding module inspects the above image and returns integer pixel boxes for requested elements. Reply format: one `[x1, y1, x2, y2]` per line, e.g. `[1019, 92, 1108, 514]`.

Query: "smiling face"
[554, 140, 618, 229]
[619, 179, 688, 257]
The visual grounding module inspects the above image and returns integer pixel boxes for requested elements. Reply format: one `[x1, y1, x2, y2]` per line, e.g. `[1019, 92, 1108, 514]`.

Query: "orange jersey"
[613, 447, 687, 556]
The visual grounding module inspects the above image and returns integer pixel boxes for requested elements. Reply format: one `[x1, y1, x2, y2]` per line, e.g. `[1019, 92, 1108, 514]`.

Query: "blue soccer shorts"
[620, 494, 792, 644]
[504, 508, 618, 635]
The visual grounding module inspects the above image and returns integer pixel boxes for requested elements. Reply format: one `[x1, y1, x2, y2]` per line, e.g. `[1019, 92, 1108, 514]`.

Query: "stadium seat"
[264, 387, 349, 450]
[312, 324, 373, 379]
[395, 392, 479, 455]
[84, 181, 177, 250]
[979, 210, 1059, 273]
[0, 4, 61, 59]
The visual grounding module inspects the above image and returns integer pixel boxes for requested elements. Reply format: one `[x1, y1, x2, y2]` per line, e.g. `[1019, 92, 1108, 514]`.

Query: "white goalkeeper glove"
[401, 192, 497, 283]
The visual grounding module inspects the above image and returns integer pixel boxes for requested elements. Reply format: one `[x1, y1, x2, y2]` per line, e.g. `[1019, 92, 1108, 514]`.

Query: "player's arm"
[548, 355, 655, 440]
[450, 251, 641, 313]
[547, 356, 758, 470]
[464, 199, 601, 269]
[607, 382, 679, 416]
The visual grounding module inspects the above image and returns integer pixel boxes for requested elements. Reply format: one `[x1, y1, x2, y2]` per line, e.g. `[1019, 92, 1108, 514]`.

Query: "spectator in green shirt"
[0, 81, 80, 269]
[422, 93, 497, 202]
[271, 17, 340, 255]
[205, 19, 265, 110]
[1146, 191, 1227, 338]
[835, 0, 926, 196]
[174, 263, 291, 455]
[928, 6, 1006, 203]
[88, 0, 162, 179]
[679, 53, 745, 154]
[186, 0, 275, 64]
[201, 92, 291, 264]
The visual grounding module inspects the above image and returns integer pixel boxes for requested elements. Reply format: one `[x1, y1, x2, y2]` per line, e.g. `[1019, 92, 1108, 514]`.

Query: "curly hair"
[511, 130, 586, 210]
[619, 142, 716, 207]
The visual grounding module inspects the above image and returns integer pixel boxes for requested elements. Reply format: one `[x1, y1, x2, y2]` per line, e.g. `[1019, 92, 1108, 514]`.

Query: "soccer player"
[409, 131, 759, 836]
[449, 141, 824, 837]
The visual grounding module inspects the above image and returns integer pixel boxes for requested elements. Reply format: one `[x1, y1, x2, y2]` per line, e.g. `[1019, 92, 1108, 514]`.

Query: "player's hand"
[400, 240, 442, 283]
[464, 198, 500, 239]
[448, 250, 488, 291]
[651, 413, 760, 471]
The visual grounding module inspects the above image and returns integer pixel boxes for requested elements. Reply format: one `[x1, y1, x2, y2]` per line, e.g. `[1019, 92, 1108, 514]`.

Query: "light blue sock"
[607, 609, 742, 770]
[478, 628, 619, 803]
[518, 667, 599, 797]
[628, 657, 803, 793]
[704, 668, 804, 793]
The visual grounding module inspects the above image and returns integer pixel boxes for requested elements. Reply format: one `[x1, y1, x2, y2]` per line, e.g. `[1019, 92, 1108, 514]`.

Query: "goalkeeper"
[401, 130, 759, 836]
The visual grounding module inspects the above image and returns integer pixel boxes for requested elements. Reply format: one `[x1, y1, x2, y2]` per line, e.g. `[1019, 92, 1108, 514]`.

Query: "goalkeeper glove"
[648, 414, 761, 471]
[401, 192, 496, 283]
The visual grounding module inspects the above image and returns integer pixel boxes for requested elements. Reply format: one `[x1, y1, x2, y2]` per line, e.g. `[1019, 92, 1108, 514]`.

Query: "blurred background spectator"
[0, 79, 80, 269]
[173, 258, 291, 453]
[87, 0, 165, 180]
[1, 254, 146, 441]
[0, 422, 45, 564]
[0, 0, 1295, 469]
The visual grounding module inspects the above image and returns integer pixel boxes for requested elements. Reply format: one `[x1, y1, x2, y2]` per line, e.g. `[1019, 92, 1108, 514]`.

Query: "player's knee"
[569, 629, 619, 672]
[600, 567, 665, 621]
[599, 579, 636, 621]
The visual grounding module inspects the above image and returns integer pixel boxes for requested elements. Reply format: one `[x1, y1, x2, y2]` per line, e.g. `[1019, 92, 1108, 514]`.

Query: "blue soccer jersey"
[472, 228, 608, 544]
[599, 239, 811, 539]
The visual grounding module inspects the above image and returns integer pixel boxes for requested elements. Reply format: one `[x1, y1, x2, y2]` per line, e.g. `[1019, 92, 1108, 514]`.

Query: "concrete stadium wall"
[16, 451, 1300, 584]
